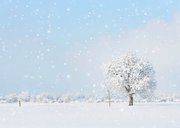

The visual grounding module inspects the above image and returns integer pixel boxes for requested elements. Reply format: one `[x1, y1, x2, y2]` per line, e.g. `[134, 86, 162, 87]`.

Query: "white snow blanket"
[0, 103, 179, 128]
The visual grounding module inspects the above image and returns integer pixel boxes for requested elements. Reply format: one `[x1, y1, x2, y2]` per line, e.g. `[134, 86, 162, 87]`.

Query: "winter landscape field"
[0, 102, 180, 128]
[1, 0, 180, 128]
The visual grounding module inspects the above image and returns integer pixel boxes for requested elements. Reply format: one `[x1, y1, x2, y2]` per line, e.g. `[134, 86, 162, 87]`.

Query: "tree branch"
[125, 86, 130, 93]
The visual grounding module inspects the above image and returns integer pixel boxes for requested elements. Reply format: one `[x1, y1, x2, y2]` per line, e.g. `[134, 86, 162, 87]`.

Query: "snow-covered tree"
[18, 92, 31, 102]
[35, 93, 53, 103]
[104, 52, 156, 106]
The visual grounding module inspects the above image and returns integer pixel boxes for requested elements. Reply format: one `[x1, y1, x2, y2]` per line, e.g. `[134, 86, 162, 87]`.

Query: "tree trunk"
[19, 100, 21, 107]
[107, 90, 111, 108]
[129, 94, 133, 106]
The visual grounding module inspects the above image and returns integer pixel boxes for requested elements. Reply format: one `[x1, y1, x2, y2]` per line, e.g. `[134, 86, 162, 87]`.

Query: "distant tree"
[18, 92, 31, 102]
[5, 94, 18, 103]
[35, 93, 53, 103]
[18, 100, 21, 107]
[104, 52, 156, 106]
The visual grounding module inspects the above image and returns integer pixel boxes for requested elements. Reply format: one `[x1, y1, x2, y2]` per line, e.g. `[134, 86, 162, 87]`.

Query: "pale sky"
[0, 0, 180, 95]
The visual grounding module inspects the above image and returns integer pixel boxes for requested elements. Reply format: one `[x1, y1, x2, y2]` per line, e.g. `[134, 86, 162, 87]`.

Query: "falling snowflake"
[66, 8, 70, 12]
[51, 65, 56, 69]
[66, 74, 71, 79]
[47, 30, 51, 34]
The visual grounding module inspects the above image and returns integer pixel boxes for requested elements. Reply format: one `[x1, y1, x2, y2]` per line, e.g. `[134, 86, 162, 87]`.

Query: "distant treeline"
[0, 92, 180, 103]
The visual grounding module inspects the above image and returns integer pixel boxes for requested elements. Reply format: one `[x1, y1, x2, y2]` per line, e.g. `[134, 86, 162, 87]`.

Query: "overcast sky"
[0, 0, 180, 96]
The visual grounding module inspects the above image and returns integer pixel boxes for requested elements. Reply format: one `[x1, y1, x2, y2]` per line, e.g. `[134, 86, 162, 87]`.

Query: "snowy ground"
[0, 103, 180, 128]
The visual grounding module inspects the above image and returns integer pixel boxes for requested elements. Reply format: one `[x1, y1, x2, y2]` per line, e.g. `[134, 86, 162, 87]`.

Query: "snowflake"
[66, 8, 70, 12]
[87, 72, 91, 77]
[66, 74, 71, 79]
[24, 75, 29, 79]
[51, 65, 56, 69]
[104, 24, 109, 29]
[47, 30, 51, 34]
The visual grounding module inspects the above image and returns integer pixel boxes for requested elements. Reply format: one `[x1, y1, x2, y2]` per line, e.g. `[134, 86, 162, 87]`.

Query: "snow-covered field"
[0, 103, 180, 128]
